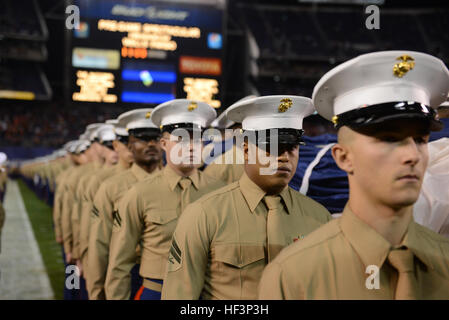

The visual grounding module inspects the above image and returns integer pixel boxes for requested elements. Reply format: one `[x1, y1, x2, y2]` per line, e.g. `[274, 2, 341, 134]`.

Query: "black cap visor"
[161, 123, 202, 134]
[335, 102, 442, 132]
[116, 134, 129, 144]
[101, 140, 115, 150]
[129, 128, 161, 142]
[116, 135, 129, 144]
[351, 117, 433, 142]
[246, 129, 305, 154]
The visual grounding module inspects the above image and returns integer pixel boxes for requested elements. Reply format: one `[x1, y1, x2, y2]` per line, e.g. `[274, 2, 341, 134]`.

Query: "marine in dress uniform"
[258, 51, 449, 300]
[53, 140, 81, 246]
[105, 99, 225, 300]
[58, 139, 90, 300]
[68, 125, 106, 266]
[45, 150, 72, 203]
[86, 109, 163, 300]
[161, 95, 332, 300]
[60, 138, 91, 265]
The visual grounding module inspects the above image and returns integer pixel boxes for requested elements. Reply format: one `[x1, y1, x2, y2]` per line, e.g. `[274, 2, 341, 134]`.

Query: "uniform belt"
[143, 278, 163, 292]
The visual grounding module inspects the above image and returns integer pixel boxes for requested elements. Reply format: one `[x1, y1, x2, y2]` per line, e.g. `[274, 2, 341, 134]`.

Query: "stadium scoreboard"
[69, 0, 225, 108]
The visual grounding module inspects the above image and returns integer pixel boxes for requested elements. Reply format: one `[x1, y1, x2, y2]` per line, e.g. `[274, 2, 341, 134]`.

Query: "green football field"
[17, 180, 65, 300]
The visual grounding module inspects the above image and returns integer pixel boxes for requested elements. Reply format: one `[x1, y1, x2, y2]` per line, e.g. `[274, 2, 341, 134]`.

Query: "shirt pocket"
[213, 243, 265, 269]
[211, 243, 266, 296]
[146, 209, 179, 225]
[143, 209, 180, 248]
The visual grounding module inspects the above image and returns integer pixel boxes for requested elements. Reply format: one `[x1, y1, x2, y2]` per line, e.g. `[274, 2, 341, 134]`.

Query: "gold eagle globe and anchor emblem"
[187, 101, 198, 111]
[145, 111, 151, 119]
[331, 115, 339, 125]
[393, 55, 415, 78]
[278, 98, 293, 113]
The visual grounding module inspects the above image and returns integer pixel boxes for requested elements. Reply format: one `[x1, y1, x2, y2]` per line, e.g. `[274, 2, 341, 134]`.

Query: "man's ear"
[112, 140, 119, 152]
[160, 135, 168, 153]
[243, 141, 249, 162]
[331, 143, 354, 175]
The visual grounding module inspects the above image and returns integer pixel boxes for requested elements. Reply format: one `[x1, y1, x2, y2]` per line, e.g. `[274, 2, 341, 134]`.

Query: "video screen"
[69, 0, 224, 108]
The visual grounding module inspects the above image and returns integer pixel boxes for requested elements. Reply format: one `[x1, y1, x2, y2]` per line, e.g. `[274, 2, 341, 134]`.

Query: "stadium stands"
[234, 4, 449, 99]
[0, 103, 117, 148]
[0, 0, 47, 40]
[0, 0, 51, 101]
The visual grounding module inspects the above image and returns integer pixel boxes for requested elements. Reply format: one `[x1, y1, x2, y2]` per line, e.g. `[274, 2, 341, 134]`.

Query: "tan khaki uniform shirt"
[59, 165, 83, 254]
[86, 163, 156, 300]
[258, 207, 449, 300]
[71, 162, 101, 259]
[47, 158, 71, 192]
[76, 164, 112, 266]
[53, 166, 76, 241]
[204, 145, 244, 184]
[61, 163, 96, 256]
[161, 172, 332, 300]
[79, 164, 126, 267]
[105, 166, 225, 300]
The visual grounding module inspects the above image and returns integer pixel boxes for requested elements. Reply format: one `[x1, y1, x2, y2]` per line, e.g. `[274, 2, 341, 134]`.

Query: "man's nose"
[401, 137, 421, 166]
[147, 139, 158, 146]
[276, 149, 290, 162]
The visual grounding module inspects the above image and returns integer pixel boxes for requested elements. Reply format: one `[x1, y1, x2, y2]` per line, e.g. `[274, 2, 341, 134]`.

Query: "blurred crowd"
[0, 103, 117, 148]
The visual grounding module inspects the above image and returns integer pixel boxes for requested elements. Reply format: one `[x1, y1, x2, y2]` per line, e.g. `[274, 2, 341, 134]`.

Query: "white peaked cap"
[107, 118, 128, 137]
[96, 124, 116, 142]
[226, 95, 315, 130]
[75, 140, 91, 154]
[117, 108, 158, 130]
[211, 95, 258, 129]
[106, 119, 119, 125]
[63, 140, 78, 152]
[55, 149, 67, 157]
[312, 51, 449, 122]
[85, 123, 104, 141]
[151, 99, 216, 128]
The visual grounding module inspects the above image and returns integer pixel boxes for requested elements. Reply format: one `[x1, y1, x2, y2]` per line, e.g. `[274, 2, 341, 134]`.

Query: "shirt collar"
[401, 221, 435, 270]
[130, 163, 156, 182]
[238, 172, 291, 214]
[93, 161, 103, 169]
[279, 187, 293, 215]
[163, 165, 200, 191]
[115, 162, 128, 173]
[340, 206, 392, 269]
[340, 207, 433, 270]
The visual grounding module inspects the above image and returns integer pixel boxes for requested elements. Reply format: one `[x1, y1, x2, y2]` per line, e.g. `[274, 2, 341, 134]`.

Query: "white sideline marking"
[0, 180, 54, 300]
